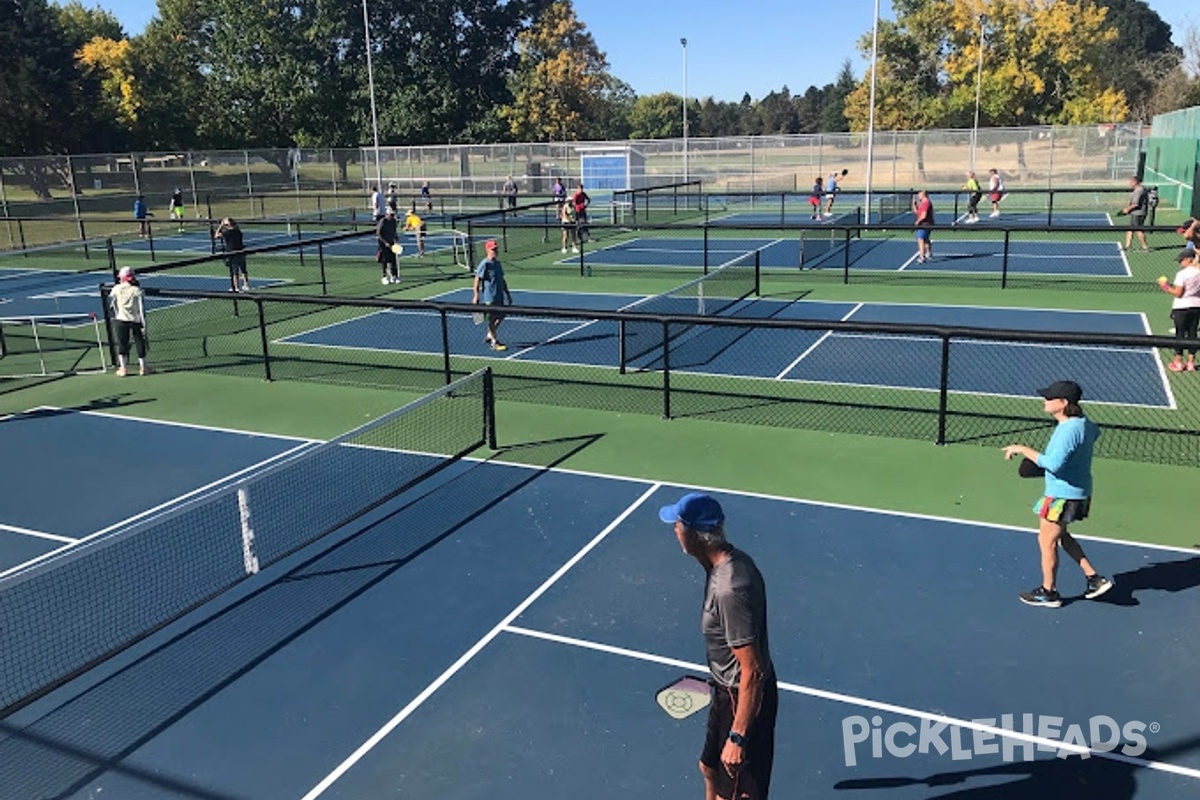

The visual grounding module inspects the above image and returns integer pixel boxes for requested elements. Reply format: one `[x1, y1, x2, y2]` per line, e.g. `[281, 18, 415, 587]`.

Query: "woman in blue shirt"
[1003, 380, 1115, 608]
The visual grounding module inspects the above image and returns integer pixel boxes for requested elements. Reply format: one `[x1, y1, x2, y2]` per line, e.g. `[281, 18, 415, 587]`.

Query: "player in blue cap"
[659, 491, 778, 799]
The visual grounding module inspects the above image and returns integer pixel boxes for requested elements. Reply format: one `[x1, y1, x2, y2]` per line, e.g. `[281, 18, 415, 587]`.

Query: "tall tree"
[844, 0, 1130, 131]
[500, 0, 613, 141]
[627, 93, 682, 139]
[819, 61, 857, 132]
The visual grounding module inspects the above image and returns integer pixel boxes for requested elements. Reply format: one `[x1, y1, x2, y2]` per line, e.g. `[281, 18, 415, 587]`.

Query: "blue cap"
[659, 492, 725, 533]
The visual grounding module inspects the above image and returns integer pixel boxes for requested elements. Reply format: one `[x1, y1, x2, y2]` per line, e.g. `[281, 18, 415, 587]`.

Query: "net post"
[440, 308, 452, 385]
[147, 221, 156, 261]
[99, 284, 117, 368]
[206, 194, 213, 221]
[17, 219, 27, 254]
[1001, 229, 1011, 289]
[754, 249, 761, 297]
[954, 192, 961, 224]
[1046, 190, 1055, 226]
[703, 224, 709, 274]
[617, 319, 627, 374]
[483, 367, 498, 450]
[779, 192, 785, 225]
[209, 221, 218, 255]
[579, 236, 586, 278]
[318, 242, 328, 295]
[842, 228, 851, 285]
[296, 222, 305, 268]
[106, 238, 117, 283]
[80, 219, 90, 258]
[255, 299, 272, 380]
[936, 334, 951, 445]
[661, 320, 672, 419]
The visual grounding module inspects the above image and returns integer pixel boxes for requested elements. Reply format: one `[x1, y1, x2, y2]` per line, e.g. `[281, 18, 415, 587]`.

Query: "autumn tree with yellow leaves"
[844, 0, 1131, 132]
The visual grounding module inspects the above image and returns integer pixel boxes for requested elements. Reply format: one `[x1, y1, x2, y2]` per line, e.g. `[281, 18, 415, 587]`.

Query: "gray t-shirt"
[1129, 185, 1148, 217]
[702, 547, 774, 687]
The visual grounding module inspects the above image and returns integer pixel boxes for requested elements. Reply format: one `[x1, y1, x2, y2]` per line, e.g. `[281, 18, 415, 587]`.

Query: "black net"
[619, 250, 760, 369]
[0, 368, 494, 717]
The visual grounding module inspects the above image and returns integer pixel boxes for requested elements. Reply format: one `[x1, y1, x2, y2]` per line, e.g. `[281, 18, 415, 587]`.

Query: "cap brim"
[658, 504, 679, 524]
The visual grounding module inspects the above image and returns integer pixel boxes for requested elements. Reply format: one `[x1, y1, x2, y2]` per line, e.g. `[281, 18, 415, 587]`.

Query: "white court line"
[773, 303, 863, 380]
[896, 251, 921, 271]
[297, 482, 663, 800]
[502, 625, 1200, 781]
[0, 523, 76, 544]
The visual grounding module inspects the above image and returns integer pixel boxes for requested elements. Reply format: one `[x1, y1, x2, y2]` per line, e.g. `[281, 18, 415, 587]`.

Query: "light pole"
[864, 0, 881, 220]
[681, 38, 688, 183]
[970, 13, 986, 171]
[362, 0, 383, 193]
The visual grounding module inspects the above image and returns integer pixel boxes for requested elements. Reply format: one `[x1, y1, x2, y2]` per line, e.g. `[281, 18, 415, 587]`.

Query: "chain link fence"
[0, 124, 1149, 228]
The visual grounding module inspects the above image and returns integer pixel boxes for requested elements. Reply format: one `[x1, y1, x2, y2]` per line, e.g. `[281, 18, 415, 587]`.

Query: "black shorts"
[701, 678, 779, 798]
[226, 254, 247, 275]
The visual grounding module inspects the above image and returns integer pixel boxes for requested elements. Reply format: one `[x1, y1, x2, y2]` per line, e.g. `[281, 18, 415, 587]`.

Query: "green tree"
[819, 61, 857, 132]
[757, 87, 798, 134]
[501, 0, 613, 141]
[0, 0, 90, 195]
[628, 93, 682, 139]
[1091, 0, 1179, 119]
[845, 0, 1129, 131]
[131, 0, 210, 150]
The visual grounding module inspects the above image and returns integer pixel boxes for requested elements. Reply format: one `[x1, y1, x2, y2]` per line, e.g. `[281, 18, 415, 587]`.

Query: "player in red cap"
[473, 239, 513, 351]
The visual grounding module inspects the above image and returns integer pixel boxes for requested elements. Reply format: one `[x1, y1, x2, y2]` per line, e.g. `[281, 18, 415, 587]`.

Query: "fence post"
[661, 320, 672, 419]
[1001, 229, 1011, 289]
[296, 222, 305, 268]
[255, 299, 272, 381]
[99, 285, 117, 368]
[936, 334, 951, 445]
[703, 224, 709, 274]
[106, 238, 117, 282]
[80, 219, 89, 259]
[440, 308, 452, 385]
[754, 249, 761, 296]
[843, 227, 852, 285]
[1046, 190, 1055, 226]
[318, 242, 328, 295]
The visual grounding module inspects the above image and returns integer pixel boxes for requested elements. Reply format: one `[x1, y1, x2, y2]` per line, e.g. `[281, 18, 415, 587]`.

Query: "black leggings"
[967, 192, 982, 214]
[1172, 307, 1200, 355]
[115, 320, 147, 359]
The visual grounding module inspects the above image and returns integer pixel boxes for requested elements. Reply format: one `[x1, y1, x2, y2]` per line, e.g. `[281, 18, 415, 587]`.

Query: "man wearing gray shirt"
[660, 491, 778, 799]
[1121, 175, 1150, 252]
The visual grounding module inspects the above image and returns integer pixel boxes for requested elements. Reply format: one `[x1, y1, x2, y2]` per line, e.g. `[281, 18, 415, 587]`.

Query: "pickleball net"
[0, 367, 496, 718]
[618, 249, 760, 370]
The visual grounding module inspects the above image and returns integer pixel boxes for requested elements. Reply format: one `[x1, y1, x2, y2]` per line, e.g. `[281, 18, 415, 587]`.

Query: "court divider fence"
[465, 218, 1188, 292]
[98, 281, 1200, 469]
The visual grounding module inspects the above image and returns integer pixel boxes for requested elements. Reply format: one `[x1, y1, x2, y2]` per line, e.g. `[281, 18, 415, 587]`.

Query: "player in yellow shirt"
[403, 207, 427, 257]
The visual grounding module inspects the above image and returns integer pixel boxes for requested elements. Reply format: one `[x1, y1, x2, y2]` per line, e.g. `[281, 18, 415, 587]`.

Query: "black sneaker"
[1019, 586, 1063, 608]
[1084, 574, 1115, 600]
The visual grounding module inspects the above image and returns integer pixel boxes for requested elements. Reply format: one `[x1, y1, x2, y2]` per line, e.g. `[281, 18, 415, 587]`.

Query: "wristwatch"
[728, 731, 746, 746]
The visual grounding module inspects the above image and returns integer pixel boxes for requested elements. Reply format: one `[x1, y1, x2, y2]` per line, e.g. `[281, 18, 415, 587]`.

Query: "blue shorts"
[915, 228, 931, 241]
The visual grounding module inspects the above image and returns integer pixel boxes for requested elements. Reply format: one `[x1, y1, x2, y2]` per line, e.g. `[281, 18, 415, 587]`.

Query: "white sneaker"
[381, 276, 390, 285]
[990, 211, 1000, 218]
[561, 247, 567, 253]
[572, 246, 579, 253]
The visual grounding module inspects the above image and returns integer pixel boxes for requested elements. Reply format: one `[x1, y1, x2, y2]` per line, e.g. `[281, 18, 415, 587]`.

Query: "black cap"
[1177, 247, 1197, 263]
[1038, 380, 1083, 404]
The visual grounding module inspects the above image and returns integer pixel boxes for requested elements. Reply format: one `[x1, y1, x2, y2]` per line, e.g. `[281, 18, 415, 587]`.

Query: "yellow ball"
[1158, 276, 1169, 284]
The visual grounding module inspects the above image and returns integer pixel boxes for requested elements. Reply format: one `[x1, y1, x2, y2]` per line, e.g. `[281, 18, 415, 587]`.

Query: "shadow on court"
[1091, 557, 1200, 608]
[0, 434, 603, 800]
[834, 733, 1200, 799]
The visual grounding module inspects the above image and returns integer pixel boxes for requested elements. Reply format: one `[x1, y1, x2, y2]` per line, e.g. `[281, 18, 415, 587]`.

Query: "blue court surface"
[575, 236, 1130, 276]
[278, 289, 1170, 408]
[0, 267, 288, 321]
[875, 210, 1115, 228]
[2, 411, 1199, 799]
[110, 228, 464, 260]
[0, 408, 313, 574]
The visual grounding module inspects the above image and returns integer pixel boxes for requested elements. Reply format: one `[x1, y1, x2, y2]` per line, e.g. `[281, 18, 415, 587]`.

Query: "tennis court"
[2, 406, 1198, 799]
[573, 236, 1132, 277]
[276, 288, 1169, 407]
[110, 227, 468, 261]
[0, 266, 288, 321]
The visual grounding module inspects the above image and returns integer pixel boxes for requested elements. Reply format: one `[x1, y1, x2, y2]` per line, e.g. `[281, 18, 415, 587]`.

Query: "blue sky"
[94, 0, 1198, 102]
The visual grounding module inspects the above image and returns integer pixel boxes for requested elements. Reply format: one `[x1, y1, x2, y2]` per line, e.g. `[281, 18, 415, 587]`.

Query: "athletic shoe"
[561, 247, 567, 253]
[1084, 574, 1115, 600]
[490, 342, 507, 352]
[1018, 586, 1062, 608]
[381, 276, 390, 285]
[140, 366, 154, 376]
[116, 366, 127, 377]
[572, 246, 579, 253]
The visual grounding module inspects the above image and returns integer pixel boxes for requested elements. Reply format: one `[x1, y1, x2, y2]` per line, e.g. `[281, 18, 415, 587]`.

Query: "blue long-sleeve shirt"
[1036, 416, 1100, 499]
